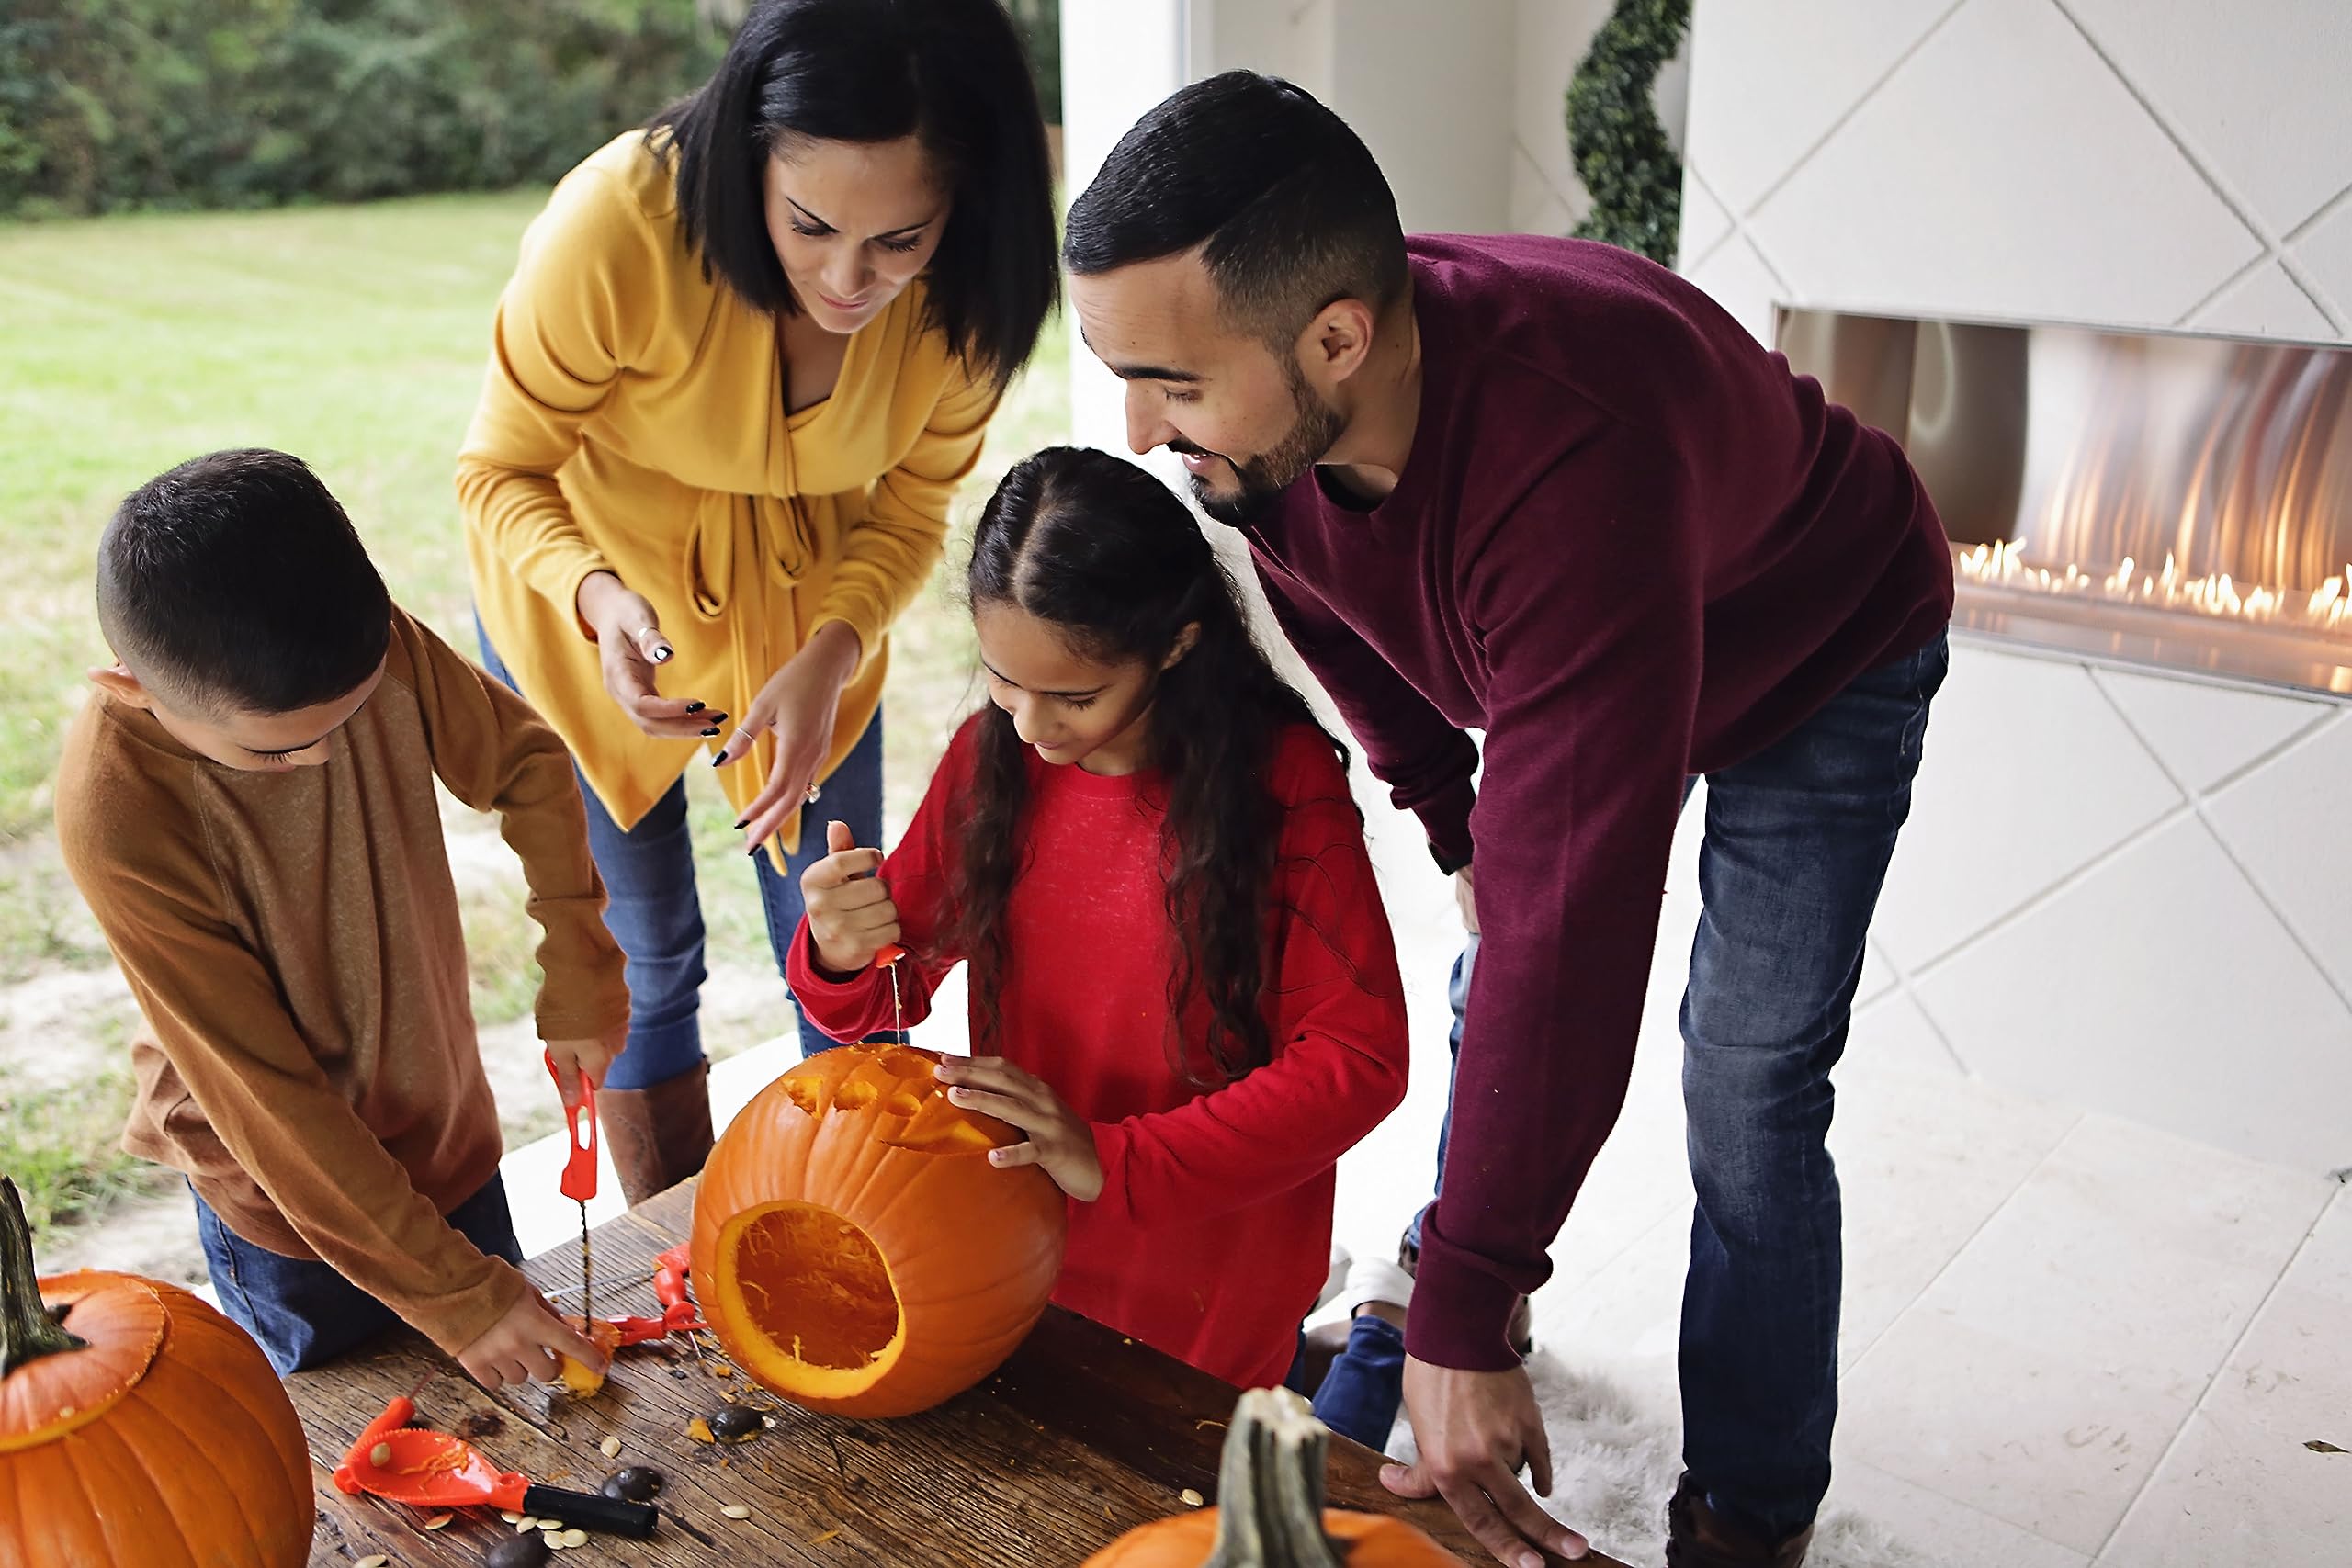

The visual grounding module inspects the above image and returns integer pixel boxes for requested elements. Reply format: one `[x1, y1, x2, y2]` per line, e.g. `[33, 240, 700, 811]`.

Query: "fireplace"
[1779, 309, 2352, 698]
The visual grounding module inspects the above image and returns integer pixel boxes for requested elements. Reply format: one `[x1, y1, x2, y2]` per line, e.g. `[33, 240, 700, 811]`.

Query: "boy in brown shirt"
[56, 447, 628, 1386]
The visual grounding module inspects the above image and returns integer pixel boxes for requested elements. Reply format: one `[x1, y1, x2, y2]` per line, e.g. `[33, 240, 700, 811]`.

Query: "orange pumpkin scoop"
[690, 1043, 1066, 1417]
[1084, 1388, 1462, 1567]
[0, 1174, 314, 1566]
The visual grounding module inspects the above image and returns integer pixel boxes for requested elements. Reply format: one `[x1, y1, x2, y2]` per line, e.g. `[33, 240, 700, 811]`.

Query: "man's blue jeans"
[476, 623, 892, 1079]
[1408, 633, 1948, 1538]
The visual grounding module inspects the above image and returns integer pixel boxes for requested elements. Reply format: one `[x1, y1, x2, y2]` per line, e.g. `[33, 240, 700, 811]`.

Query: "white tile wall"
[1679, 0, 2352, 1175]
[1913, 812, 2352, 1170]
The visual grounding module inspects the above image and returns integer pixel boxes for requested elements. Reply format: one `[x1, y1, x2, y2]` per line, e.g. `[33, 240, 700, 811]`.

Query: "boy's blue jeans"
[475, 622, 893, 1080]
[192, 1174, 525, 1375]
[1405, 633, 1947, 1539]
[1286, 1315, 1408, 1451]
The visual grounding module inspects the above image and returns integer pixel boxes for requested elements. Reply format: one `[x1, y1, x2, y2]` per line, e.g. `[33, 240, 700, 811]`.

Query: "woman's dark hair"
[947, 446, 1351, 1084]
[648, 0, 1057, 389]
[97, 448, 391, 717]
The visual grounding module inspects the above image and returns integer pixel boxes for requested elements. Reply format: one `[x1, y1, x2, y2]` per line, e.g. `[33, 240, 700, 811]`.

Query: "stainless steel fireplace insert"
[1778, 308, 2352, 698]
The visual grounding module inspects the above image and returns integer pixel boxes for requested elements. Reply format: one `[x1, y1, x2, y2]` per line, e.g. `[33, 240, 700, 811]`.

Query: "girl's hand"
[723, 621, 862, 850]
[800, 819, 901, 975]
[456, 1288, 608, 1390]
[575, 571, 722, 740]
[933, 1056, 1105, 1201]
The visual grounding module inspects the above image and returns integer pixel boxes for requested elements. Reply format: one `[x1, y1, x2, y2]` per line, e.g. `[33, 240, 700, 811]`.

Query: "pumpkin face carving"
[689, 1043, 1067, 1417]
[0, 1177, 313, 1567]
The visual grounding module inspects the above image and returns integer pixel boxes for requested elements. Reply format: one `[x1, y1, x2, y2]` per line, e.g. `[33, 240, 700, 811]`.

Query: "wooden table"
[291, 1179, 1624, 1566]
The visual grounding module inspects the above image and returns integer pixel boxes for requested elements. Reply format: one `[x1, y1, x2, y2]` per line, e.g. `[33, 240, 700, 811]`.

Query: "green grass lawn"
[0, 190, 1067, 1235]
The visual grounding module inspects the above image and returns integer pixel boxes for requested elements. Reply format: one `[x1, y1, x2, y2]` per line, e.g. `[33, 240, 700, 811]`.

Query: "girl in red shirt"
[787, 446, 1411, 1444]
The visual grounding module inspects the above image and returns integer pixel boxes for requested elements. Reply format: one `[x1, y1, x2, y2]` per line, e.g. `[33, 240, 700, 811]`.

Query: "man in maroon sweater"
[1066, 73, 1953, 1568]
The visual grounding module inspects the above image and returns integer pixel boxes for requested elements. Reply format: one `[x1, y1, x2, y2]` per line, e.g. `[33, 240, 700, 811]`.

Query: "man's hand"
[575, 571, 720, 740]
[543, 1031, 623, 1106]
[933, 1055, 1105, 1201]
[456, 1288, 608, 1390]
[1384, 1357, 1588, 1566]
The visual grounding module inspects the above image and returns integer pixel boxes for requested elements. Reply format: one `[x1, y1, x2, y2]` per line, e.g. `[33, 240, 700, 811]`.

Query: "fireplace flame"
[1960, 340, 2352, 642]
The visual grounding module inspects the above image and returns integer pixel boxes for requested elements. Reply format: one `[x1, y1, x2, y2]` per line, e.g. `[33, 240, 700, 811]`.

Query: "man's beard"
[1180, 367, 1346, 526]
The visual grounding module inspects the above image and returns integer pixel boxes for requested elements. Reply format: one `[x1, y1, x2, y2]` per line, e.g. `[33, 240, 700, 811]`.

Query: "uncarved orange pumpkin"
[0, 1176, 313, 1567]
[689, 1043, 1066, 1418]
[1085, 1389, 1461, 1567]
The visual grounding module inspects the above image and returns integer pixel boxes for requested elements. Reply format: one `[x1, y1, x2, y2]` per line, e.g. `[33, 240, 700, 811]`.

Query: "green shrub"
[1564, 0, 1689, 265]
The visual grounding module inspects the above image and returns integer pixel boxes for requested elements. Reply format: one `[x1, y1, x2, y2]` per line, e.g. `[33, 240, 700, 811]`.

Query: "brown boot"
[594, 1059, 713, 1207]
[1665, 1472, 1815, 1568]
[1396, 1229, 1534, 1358]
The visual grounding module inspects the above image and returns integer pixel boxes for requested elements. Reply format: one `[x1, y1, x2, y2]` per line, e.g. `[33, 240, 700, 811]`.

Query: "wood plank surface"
[292, 1179, 1626, 1566]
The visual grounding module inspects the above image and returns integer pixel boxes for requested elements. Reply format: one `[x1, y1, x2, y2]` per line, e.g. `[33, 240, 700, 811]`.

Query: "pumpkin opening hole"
[833, 1081, 877, 1111]
[877, 1048, 933, 1079]
[884, 1091, 923, 1117]
[728, 1203, 899, 1371]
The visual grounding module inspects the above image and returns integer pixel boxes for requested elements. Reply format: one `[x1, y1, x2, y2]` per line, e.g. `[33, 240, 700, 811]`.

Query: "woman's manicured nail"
[684, 702, 705, 714]
[731, 818, 747, 830]
[701, 727, 721, 737]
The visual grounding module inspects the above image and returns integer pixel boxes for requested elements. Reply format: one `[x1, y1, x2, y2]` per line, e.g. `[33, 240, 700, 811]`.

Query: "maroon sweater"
[1240, 234, 1953, 1371]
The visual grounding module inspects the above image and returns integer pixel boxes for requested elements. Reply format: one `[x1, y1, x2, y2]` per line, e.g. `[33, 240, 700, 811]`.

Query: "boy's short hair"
[97, 448, 392, 716]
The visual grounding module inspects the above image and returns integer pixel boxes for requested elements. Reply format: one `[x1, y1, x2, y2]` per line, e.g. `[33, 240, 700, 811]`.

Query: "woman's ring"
[804, 782, 822, 805]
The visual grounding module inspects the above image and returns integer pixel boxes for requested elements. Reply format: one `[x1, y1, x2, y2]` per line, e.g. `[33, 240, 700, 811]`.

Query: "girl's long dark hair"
[647, 0, 1057, 389]
[944, 446, 1350, 1085]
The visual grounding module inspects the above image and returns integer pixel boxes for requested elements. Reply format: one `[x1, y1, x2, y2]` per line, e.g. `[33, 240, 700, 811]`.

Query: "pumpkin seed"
[721, 1504, 752, 1519]
[1180, 1488, 1204, 1507]
[709, 1404, 763, 1442]
[424, 1513, 455, 1530]
[539, 1519, 564, 1533]
[514, 1517, 540, 1533]
[560, 1531, 587, 1549]
[501, 1513, 525, 1525]
[355, 1557, 389, 1568]
[598, 1435, 622, 1458]
[604, 1466, 664, 1502]
[368, 1441, 393, 1467]
[544, 1538, 568, 1553]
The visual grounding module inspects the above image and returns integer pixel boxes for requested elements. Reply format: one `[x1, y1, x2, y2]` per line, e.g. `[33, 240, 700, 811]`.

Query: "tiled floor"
[504, 764, 2352, 1566]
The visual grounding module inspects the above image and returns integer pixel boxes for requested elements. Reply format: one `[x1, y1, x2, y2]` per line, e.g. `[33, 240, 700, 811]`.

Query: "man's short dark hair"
[1063, 71, 1408, 347]
[97, 449, 392, 716]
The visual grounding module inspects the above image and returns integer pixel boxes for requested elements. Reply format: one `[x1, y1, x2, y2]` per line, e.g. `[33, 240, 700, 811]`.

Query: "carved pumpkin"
[689, 1043, 1066, 1417]
[1085, 1389, 1462, 1567]
[0, 1176, 313, 1566]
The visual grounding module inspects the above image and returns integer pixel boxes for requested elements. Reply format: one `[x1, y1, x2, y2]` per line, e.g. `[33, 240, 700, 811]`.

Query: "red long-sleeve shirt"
[787, 716, 1409, 1390]
[1239, 234, 1954, 1371]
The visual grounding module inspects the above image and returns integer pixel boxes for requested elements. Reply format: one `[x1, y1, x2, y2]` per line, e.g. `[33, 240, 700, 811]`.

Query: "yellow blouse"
[458, 131, 998, 857]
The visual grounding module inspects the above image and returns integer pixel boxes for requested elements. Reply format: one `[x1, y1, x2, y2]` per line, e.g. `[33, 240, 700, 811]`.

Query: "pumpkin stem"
[1202, 1389, 1348, 1568]
[0, 1176, 87, 1376]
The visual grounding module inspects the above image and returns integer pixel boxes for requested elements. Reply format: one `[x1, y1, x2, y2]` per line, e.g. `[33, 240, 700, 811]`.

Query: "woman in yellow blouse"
[458, 0, 1056, 1202]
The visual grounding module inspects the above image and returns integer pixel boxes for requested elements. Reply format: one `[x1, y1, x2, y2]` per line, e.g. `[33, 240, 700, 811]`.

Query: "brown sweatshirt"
[54, 607, 629, 1355]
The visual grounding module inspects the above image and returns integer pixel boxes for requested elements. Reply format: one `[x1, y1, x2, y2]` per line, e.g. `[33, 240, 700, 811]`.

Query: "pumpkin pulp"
[706, 1201, 907, 1402]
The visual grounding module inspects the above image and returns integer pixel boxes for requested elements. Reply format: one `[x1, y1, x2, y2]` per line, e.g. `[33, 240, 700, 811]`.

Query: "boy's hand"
[576, 570, 722, 741]
[800, 819, 900, 975]
[543, 1031, 624, 1106]
[933, 1056, 1104, 1201]
[458, 1288, 608, 1390]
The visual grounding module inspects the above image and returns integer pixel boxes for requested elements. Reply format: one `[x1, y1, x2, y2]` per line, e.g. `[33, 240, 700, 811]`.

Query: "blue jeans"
[1409, 633, 1947, 1538]
[475, 622, 893, 1077]
[1285, 1314, 1408, 1451]
[193, 1174, 524, 1375]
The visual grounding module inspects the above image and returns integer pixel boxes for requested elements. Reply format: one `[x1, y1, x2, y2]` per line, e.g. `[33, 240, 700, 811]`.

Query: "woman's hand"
[456, 1289, 609, 1390]
[933, 1056, 1105, 1201]
[722, 621, 862, 851]
[800, 819, 901, 975]
[575, 571, 722, 740]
